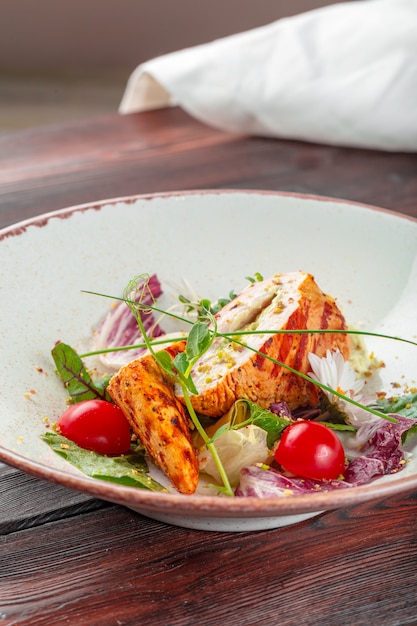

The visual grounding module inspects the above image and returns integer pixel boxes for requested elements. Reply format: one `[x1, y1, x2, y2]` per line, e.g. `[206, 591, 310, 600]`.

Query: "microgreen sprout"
[179, 293, 234, 322]
[245, 272, 264, 283]
[177, 273, 263, 321]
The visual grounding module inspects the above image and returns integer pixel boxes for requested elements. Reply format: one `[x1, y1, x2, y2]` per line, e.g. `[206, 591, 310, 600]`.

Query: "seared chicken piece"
[107, 342, 198, 495]
[175, 272, 350, 416]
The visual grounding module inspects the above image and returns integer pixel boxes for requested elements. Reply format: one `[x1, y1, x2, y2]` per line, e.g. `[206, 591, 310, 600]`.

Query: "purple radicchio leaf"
[235, 465, 351, 498]
[235, 415, 416, 498]
[269, 401, 293, 420]
[269, 401, 321, 422]
[344, 414, 415, 485]
[92, 273, 165, 371]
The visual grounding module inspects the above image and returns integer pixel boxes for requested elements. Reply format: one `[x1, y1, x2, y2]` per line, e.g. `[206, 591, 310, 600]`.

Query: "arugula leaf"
[42, 432, 166, 491]
[221, 398, 355, 447]
[253, 415, 289, 448]
[52, 342, 112, 404]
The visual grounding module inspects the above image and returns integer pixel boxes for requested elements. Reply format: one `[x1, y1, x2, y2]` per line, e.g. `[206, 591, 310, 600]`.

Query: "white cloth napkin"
[119, 0, 417, 152]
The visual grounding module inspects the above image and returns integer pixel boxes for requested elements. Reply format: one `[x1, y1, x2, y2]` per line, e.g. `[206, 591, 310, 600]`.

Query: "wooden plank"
[1, 490, 417, 625]
[1, 110, 416, 231]
[0, 465, 108, 535]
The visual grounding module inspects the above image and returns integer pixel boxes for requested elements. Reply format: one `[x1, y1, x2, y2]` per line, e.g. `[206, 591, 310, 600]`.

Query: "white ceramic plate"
[1, 190, 417, 532]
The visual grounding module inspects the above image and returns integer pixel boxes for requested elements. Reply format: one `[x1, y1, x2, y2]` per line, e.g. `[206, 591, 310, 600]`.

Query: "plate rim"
[1, 188, 417, 242]
[2, 445, 417, 518]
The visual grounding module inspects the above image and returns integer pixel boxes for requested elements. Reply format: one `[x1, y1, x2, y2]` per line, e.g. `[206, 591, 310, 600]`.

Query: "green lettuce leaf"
[42, 432, 166, 491]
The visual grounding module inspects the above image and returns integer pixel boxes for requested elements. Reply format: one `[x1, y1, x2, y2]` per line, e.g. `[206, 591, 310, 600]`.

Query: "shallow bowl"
[1, 190, 416, 531]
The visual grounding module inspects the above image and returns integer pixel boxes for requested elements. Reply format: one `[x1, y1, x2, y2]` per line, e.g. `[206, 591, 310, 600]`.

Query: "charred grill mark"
[293, 332, 309, 372]
[252, 354, 264, 369]
[320, 300, 332, 329]
[276, 330, 296, 370]
[183, 448, 193, 462]
[253, 337, 274, 370]
[270, 359, 282, 379]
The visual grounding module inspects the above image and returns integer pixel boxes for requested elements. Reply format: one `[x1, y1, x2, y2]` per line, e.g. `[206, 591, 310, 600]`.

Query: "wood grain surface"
[1, 107, 417, 626]
[2, 463, 417, 625]
[1, 108, 416, 231]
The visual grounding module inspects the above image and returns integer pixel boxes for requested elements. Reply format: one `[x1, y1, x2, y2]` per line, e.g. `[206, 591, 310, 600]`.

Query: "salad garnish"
[45, 272, 417, 498]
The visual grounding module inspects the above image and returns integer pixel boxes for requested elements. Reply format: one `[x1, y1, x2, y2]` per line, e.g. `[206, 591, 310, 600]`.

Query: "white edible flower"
[308, 350, 390, 456]
[308, 349, 365, 419]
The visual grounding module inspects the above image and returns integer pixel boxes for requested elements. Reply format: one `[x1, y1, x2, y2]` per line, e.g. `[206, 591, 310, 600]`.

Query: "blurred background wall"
[0, 0, 351, 130]
[1, 0, 350, 71]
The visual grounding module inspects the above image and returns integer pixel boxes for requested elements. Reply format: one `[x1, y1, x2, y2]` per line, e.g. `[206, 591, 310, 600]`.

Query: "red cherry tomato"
[57, 399, 131, 455]
[274, 421, 345, 480]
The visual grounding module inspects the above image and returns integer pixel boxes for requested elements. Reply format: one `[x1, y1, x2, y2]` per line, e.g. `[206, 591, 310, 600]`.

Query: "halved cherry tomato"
[274, 421, 345, 480]
[57, 399, 131, 455]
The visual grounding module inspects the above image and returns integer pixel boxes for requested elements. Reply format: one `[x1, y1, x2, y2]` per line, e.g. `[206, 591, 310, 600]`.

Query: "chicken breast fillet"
[107, 343, 198, 495]
[175, 271, 350, 416]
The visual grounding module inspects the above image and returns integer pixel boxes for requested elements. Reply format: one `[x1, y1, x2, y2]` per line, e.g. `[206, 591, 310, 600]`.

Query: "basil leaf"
[42, 432, 166, 491]
[52, 342, 112, 403]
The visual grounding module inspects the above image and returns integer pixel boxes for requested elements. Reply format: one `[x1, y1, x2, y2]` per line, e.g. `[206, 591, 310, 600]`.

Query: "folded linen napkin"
[119, 0, 417, 152]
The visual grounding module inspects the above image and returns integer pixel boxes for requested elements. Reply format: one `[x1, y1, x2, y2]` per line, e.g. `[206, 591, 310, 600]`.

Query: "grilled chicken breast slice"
[175, 272, 350, 416]
[107, 344, 198, 495]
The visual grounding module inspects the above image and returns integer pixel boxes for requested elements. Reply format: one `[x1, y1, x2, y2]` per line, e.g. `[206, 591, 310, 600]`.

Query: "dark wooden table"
[1, 108, 417, 626]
